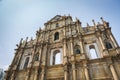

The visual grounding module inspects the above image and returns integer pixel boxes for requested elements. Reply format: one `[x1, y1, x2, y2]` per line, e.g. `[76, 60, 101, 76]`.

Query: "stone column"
[98, 36, 105, 50]
[110, 64, 119, 80]
[109, 33, 119, 48]
[72, 63, 77, 80]
[40, 69, 45, 80]
[39, 46, 42, 61]
[83, 63, 90, 80]
[63, 40, 67, 57]
[79, 37, 84, 53]
[33, 68, 38, 80]
[63, 40, 68, 80]
[64, 26, 66, 38]
[25, 70, 29, 80]
[64, 66, 68, 80]
[98, 35, 109, 57]
[107, 30, 120, 54]
[70, 39, 74, 55]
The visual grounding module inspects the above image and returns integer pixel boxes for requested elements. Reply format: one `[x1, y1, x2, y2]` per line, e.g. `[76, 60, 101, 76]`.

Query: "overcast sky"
[0, 0, 120, 70]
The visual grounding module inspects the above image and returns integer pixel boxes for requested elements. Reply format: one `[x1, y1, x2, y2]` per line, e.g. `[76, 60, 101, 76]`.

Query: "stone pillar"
[63, 40, 68, 80]
[33, 69, 38, 80]
[98, 35, 109, 57]
[110, 64, 119, 80]
[70, 39, 74, 55]
[64, 26, 66, 37]
[25, 70, 29, 80]
[83, 63, 90, 80]
[98, 36, 105, 50]
[72, 63, 77, 80]
[79, 37, 84, 53]
[39, 46, 42, 60]
[64, 66, 68, 80]
[109, 33, 119, 48]
[107, 30, 120, 54]
[63, 40, 67, 57]
[40, 69, 45, 80]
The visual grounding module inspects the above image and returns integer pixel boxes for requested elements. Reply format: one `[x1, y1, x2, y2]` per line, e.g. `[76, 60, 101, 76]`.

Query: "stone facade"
[5, 15, 120, 80]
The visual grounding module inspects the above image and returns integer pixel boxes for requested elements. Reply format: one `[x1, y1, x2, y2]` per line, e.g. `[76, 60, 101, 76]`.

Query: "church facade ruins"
[5, 15, 120, 80]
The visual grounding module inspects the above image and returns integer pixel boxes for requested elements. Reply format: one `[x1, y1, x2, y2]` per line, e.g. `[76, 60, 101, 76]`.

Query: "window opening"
[54, 32, 59, 40]
[89, 45, 98, 59]
[56, 23, 59, 27]
[23, 57, 29, 69]
[52, 50, 61, 65]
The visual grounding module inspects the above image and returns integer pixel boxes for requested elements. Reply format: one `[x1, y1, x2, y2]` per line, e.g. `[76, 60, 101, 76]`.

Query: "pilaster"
[83, 61, 90, 80]
[79, 37, 84, 54]
[72, 62, 77, 80]
[64, 65, 68, 80]
[109, 63, 119, 80]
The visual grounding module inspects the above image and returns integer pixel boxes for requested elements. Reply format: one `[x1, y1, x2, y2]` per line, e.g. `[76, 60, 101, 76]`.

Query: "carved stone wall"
[5, 15, 120, 80]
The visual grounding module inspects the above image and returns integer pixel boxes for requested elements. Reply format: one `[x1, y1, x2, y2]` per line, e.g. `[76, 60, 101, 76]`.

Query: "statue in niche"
[34, 53, 39, 61]
[75, 48, 81, 54]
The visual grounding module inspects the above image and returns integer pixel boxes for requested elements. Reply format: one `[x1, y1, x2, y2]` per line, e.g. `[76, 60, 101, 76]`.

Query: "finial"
[100, 17, 109, 28]
[92, 19, 97, 29]
[92, 19, 96, 26]
[25, 37, 28, 42]
[100, 17, 104, 23]
[20, 38, 23, 43]
[16, 44, 19, 47]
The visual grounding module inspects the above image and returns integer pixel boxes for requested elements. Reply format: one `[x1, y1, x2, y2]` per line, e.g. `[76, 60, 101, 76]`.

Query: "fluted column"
[109, 33, 119, 48]
[64, 66, 68, 80]
[63, 39, 68, 80]
[98, 36, 105, 50]
[83, 63, 90, 80]
[40, 69, 45, 80]
[107, 30, 120, 54]
[25, 70, 29, 80]
[63, 40, 67, 57]
[79, 37, 84, 53]
[70, 39, 74, 55]
[110, 64, 119, 80]
[33, 69, 38, 80]
[72, 63, 77, 80]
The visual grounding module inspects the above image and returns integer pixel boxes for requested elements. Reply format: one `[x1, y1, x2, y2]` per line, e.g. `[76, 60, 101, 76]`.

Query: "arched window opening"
[34, 53, 39, 61]
[54, 32, 59, 41]
[55, 52, 61, 64]
[52, 50, 61, 65]
[74, 45, 81, 54]
[105, 42, 112, 49]
[89, 45, 98, 59]
[56, 23, 59, 27]
[23, 57, 29, 69]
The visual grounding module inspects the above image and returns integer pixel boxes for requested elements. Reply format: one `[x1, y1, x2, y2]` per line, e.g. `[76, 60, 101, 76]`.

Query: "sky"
[0, 0, 120, 70]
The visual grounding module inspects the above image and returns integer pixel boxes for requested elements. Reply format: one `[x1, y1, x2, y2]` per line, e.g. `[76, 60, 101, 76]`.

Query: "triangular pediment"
[49, 15, 63, 22]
